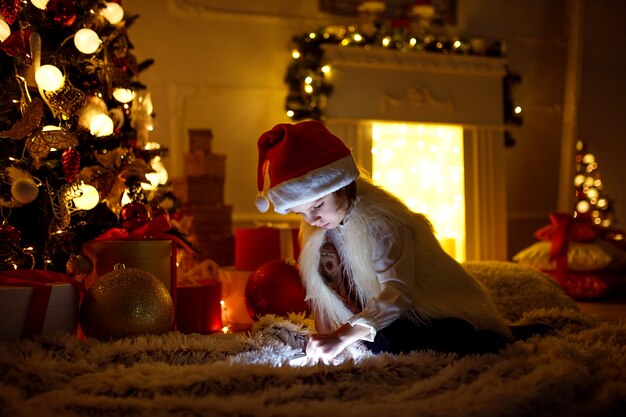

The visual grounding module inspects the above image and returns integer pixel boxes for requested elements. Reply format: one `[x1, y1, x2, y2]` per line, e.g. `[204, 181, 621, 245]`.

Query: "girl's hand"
[306, 331, 347, 362]
[306, 322, 372, 362]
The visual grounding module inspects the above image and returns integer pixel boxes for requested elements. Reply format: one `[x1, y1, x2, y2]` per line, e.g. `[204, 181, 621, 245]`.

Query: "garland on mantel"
[284, 22, 523, 141]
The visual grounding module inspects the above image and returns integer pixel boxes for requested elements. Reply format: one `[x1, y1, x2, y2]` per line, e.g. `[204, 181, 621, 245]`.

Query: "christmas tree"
[572, 139, 613, 227]
[0, 0, 172, 273]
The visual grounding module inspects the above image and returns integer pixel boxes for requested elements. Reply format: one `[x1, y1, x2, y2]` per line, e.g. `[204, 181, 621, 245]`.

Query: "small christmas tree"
[572, 139, 613, 227]
[0, 0, 172, 272]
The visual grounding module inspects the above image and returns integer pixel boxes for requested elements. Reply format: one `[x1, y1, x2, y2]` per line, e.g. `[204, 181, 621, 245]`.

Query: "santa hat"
[256, 120, 359, 214]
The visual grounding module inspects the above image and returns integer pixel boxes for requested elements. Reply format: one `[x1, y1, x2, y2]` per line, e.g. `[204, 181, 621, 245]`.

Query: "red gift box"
[176, 279, 222, 334]
[234, 226, 300, 271]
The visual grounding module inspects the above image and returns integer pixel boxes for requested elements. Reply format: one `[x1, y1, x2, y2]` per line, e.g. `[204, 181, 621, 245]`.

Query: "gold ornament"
[0, 97, 43, 141]
[66, 254, 94, 277]
[43, 80, 86, 118]
[79, 264, 174, 340]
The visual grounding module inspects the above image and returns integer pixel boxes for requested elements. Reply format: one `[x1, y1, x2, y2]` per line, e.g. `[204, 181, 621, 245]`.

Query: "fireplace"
[323, 45, 509, 261]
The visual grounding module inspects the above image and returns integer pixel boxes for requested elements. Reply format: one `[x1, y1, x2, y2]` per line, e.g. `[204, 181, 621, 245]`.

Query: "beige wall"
[126, 0, 623, 258]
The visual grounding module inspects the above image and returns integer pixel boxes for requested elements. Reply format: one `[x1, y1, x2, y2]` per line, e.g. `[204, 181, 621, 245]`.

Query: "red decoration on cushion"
[543, 269, 619, 300]
[245, 259, 309, 319]
[534, 212, 601, 284]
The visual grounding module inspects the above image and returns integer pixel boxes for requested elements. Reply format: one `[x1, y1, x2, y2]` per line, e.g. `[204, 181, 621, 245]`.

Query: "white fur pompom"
[255, 195, 270, 212]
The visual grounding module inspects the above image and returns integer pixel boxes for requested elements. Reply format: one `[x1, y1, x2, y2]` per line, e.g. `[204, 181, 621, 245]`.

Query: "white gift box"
[0, 283, 78, 342]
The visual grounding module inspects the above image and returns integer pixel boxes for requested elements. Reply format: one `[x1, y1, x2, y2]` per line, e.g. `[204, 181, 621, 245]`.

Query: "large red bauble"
[245, 259, 310, 319]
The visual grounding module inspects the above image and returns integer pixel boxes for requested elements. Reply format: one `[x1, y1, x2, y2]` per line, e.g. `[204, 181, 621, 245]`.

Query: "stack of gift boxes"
[172, 129, 234, 267]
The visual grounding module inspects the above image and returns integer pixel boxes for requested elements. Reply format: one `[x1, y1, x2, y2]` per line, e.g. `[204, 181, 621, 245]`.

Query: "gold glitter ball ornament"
[80, 264, 174, 340]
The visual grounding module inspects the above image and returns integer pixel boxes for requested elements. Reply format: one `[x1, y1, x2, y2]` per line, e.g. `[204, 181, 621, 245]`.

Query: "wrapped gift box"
[188, 129, 213, 152]
[176, 279, 223, 334]
[82, 240, 175, 301]
[179, 203, 233, 234]
[0, 272, 78, 341]
[172, 176, 224, 204]
[184, 152, 226, 178]
[234, 227, 300, 271]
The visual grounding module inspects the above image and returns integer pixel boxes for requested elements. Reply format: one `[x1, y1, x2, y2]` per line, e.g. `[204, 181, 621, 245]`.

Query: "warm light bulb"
[73, 183, 99, 210]
[31, 0, 49, 10]
[573, 174, 585, 187]
[0, 19, 10, 42]
[291, 49, 301, 59]
[121, 189, 132, 206]
[586, 187, 599, 199]
[74, 28, 101, 54]
[35, 65, 64, 91]
[112, 87, 135, 103]
[321, 65, 331, 74]
[142, 158, 169, 190]
[286, 110, 294, 118]
[582, 153, 595, 164]
[101, 2, 124, 24]
[89, 113, 114, 137]
[576, 200, 590, 213]
[304, 84, 313, 94]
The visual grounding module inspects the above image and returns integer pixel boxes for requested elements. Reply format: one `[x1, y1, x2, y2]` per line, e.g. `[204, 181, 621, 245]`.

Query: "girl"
[255, 120, 514, 361]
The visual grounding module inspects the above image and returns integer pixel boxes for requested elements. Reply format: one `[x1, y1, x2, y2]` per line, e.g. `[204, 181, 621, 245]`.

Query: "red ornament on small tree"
[245, 259, 310, 319]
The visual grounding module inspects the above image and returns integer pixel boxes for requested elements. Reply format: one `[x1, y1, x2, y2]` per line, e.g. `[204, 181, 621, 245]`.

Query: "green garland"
[284, 23, 520, 127]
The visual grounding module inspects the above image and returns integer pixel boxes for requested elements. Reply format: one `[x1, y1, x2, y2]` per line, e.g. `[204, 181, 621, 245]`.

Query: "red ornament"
[61, 149, 80, 183]
[46, 0, 77, 27]
[120, 202, 151, 230]
[245, 259, 310, 319]
[0, 29, 31, 57]
[0, 223, 21, 257]
[0, 0, 20, 25]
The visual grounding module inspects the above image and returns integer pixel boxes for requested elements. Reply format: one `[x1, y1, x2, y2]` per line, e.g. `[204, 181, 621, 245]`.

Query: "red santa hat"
[256, 120, 359, 214]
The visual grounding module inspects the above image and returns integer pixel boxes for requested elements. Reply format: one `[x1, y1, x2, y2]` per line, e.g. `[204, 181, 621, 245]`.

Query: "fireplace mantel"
[323, 45, 509, 261]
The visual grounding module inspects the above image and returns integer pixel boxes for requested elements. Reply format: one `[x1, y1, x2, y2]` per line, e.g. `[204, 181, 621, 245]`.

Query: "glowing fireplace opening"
[371, 122, 466, 262]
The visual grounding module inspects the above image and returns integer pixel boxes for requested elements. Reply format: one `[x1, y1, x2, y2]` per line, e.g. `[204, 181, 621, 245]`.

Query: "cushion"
[512, 240, 612, 271]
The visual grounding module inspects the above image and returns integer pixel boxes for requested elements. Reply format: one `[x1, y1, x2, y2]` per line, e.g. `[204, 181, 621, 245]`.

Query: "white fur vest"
[298, 178, 512, 338]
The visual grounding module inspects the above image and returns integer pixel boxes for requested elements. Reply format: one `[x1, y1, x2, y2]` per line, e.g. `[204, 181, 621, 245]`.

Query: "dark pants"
[364, 318, 508, 356]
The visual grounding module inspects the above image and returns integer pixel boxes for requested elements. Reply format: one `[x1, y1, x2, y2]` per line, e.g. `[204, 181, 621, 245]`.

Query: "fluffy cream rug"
[1, 261, 625, 417]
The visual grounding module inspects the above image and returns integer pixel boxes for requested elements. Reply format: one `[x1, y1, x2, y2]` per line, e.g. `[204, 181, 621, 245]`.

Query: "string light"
[74, 28, 101, 54]
[30, 0, 49, 10]
[112, 88, 135, 103]
[72, 183, 100, 210]
[0, 19, 10, 42]
[35, 65, 64, 91]
[101, 2, 124, 24]
[141, 157, 169, 190]
[89, 113, 114, 137]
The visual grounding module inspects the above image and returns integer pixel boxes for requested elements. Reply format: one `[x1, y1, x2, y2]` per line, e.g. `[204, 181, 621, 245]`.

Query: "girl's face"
[289, 193, 349, 229]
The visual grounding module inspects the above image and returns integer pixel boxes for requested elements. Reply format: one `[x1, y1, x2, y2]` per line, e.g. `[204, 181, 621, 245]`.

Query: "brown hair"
[332, 180, 357, 210]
